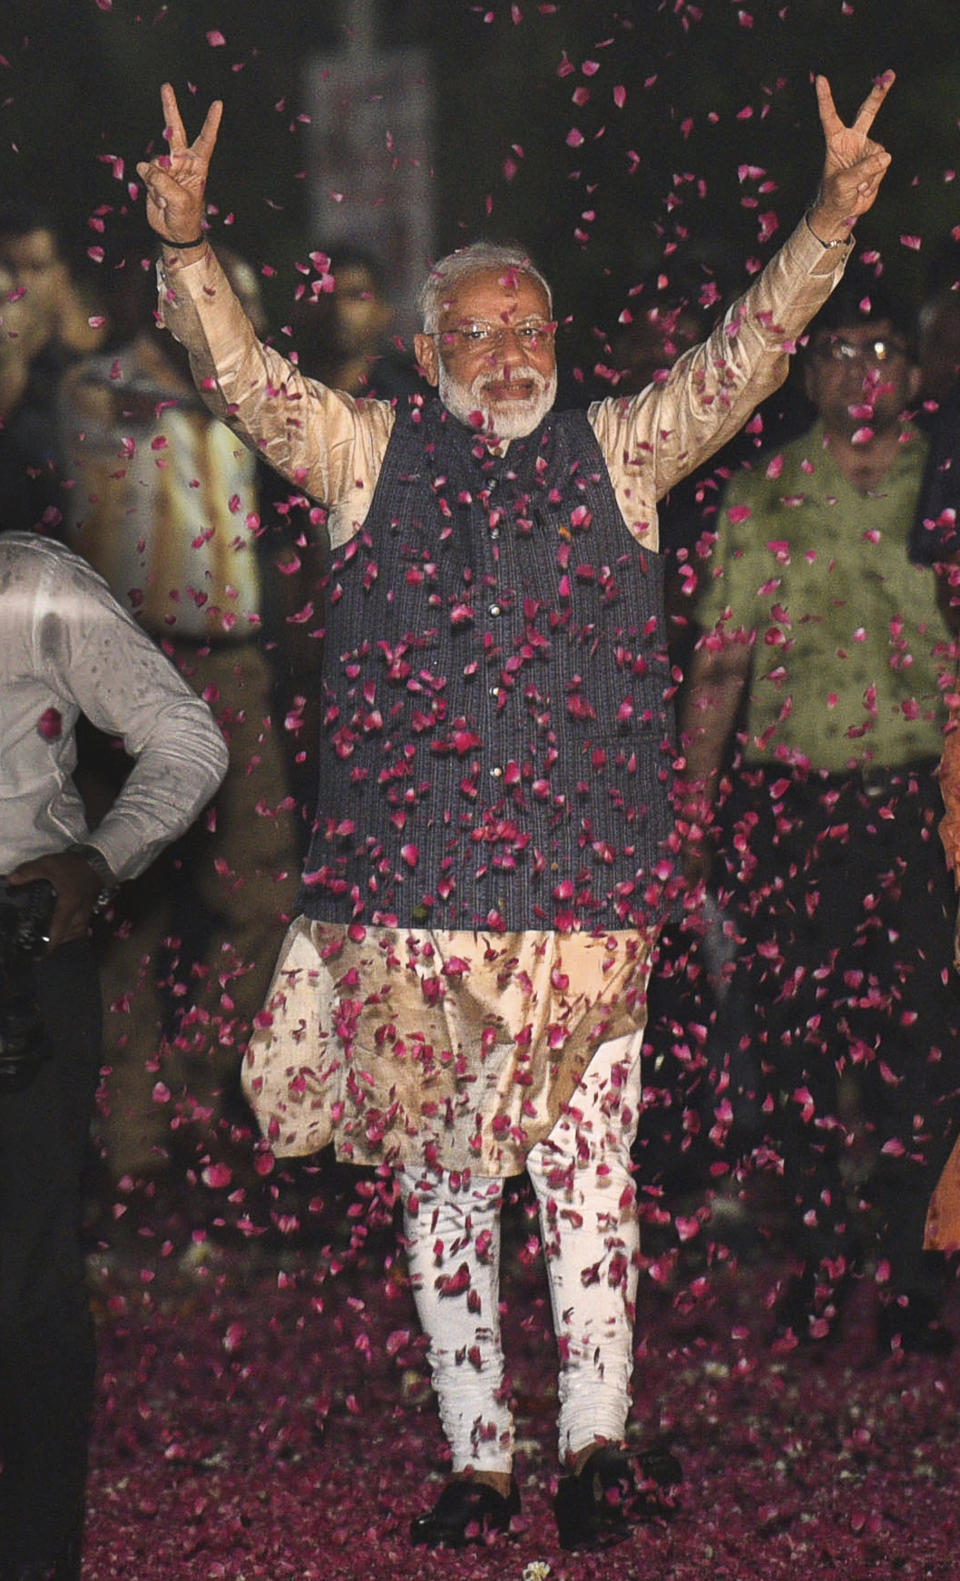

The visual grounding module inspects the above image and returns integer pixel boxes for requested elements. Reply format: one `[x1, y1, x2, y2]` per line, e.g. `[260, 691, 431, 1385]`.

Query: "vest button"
[488, 602, 502, 617]
[490, 765, 503, 778]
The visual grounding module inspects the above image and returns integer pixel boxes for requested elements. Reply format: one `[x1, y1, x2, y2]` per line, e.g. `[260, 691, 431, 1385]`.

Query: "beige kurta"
[159, 219, 851, 1173]
[246, 921, 653, 1174]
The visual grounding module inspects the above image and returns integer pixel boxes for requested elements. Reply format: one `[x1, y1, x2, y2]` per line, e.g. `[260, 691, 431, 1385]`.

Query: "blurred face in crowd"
[0, 227, 66, 341]
[804, 318, 921, 439]
[0, 260, 47, 364]
[416, 267, 557, 441]
[918, 293, 960, 403]
[610, 304, 703, 396]
[329, 263, 392, 357]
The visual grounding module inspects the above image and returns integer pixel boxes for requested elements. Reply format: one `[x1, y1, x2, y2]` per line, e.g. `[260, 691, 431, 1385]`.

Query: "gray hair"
[418, 242, 553, 334]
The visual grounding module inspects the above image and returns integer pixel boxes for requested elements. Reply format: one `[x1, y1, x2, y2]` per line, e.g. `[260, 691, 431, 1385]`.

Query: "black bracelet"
[162, 234, 206, 250]
[804, 212, 852, 250]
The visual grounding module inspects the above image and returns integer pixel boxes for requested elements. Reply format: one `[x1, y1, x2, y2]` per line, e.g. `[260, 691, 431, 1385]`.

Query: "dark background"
[2, 0, 958, 370]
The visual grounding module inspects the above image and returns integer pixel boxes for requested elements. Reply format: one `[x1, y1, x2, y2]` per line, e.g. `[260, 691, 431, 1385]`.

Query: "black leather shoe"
[410, 1477, 521, 1548]
[553, 1444, 682, 1551]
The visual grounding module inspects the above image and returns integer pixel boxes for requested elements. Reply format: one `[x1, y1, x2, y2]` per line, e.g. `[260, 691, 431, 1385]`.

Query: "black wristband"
[162, 235, 206, 250]
[804, 212, 853, 250]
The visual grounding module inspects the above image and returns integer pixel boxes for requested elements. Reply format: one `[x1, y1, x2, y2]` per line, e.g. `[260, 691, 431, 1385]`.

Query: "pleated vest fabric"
[298, 400, 678, 931]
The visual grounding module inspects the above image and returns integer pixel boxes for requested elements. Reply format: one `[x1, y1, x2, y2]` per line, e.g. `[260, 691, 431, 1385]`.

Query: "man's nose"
[485, 326, 528, 361]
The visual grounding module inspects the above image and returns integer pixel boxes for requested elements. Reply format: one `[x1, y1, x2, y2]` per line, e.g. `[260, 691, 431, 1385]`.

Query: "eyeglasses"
[432, 318, 556, 352]
[812, 335, 908, 367]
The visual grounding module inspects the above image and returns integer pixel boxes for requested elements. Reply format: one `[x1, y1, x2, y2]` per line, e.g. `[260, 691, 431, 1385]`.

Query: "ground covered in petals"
[80, 1189, 960, 1581]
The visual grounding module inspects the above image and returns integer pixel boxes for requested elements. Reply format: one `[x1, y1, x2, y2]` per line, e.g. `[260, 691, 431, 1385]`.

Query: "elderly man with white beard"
[138, 73, 893, 1552]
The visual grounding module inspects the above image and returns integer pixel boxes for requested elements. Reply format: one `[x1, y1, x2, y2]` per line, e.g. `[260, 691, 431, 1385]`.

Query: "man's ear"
[906, 360, 923, 403]
[415, 332, 439, 387]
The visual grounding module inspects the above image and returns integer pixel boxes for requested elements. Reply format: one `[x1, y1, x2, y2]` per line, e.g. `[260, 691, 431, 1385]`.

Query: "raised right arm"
[137, 85, 395, 536]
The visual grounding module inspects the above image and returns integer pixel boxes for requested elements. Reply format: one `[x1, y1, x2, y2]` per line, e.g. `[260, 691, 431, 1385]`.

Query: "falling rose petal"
[900, 234, 922, 250]
[566, 127, 584, 147]
[613, 85, 626, 108]
[206, 29, 227, 46]
[37, 707, 62, 741]
[201, 1162, 233, 1188]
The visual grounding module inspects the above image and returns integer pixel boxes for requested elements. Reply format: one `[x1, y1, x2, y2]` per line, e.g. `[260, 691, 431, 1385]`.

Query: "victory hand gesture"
[807, 72, 894, 243]
[136, 82, 223, 247]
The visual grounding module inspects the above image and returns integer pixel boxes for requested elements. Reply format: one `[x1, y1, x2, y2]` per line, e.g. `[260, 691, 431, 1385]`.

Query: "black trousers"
[0, 939, 100, 1570]
[718, 761, 960, 1294]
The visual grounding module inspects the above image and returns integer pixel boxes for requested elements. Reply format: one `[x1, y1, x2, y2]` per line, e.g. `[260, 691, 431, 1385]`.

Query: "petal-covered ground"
[80, 1182, 960, 1581]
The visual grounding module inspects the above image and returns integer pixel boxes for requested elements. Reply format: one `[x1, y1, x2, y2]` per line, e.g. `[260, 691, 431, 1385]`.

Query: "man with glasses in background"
[680, 275, 960, 1357]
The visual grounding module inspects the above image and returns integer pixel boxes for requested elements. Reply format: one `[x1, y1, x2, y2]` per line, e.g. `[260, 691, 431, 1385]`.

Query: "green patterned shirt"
[695, 420, 949, 772]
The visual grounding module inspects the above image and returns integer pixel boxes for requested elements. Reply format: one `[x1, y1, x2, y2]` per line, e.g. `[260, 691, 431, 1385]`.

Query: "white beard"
[438, 362, 558, 441]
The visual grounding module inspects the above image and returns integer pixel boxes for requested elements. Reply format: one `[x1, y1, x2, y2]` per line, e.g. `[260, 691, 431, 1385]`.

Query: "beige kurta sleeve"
[589, 217, 853, 548]
[156, 247, 396, 545]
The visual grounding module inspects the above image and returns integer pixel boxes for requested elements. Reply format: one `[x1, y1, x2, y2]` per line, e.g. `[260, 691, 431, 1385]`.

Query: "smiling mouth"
[481, 380, 539, 402]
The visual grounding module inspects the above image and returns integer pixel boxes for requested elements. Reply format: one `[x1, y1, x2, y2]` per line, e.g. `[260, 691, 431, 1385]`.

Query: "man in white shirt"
[0, 531, 227, 1581]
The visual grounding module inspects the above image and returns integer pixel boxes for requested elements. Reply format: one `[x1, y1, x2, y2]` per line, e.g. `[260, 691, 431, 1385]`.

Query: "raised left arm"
[806, 72, 894, 244]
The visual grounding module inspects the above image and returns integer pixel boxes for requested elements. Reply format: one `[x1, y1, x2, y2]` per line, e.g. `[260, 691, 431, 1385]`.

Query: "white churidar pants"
[398, 1028, 644, 1472]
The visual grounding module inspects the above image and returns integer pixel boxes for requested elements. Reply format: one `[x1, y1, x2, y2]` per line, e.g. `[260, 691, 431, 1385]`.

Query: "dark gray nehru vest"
[298, 400, 678, 931]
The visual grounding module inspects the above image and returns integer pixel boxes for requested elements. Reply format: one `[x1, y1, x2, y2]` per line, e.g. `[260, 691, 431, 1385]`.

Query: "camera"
[0, 878, 56, 1089]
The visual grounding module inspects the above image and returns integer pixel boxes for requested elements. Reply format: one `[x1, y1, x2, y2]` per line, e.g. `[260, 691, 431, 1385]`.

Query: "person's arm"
[8, 551, 228, 946]
[591, 74, 894, 525]
[804, 73, 893, 244]
[675, 631, 753, 885]
[136, 84, 394, 519]
[136, 81, 220, 265]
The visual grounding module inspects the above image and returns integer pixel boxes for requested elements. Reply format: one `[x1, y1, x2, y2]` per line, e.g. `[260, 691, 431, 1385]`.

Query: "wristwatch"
[68, 843, 119, 914]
